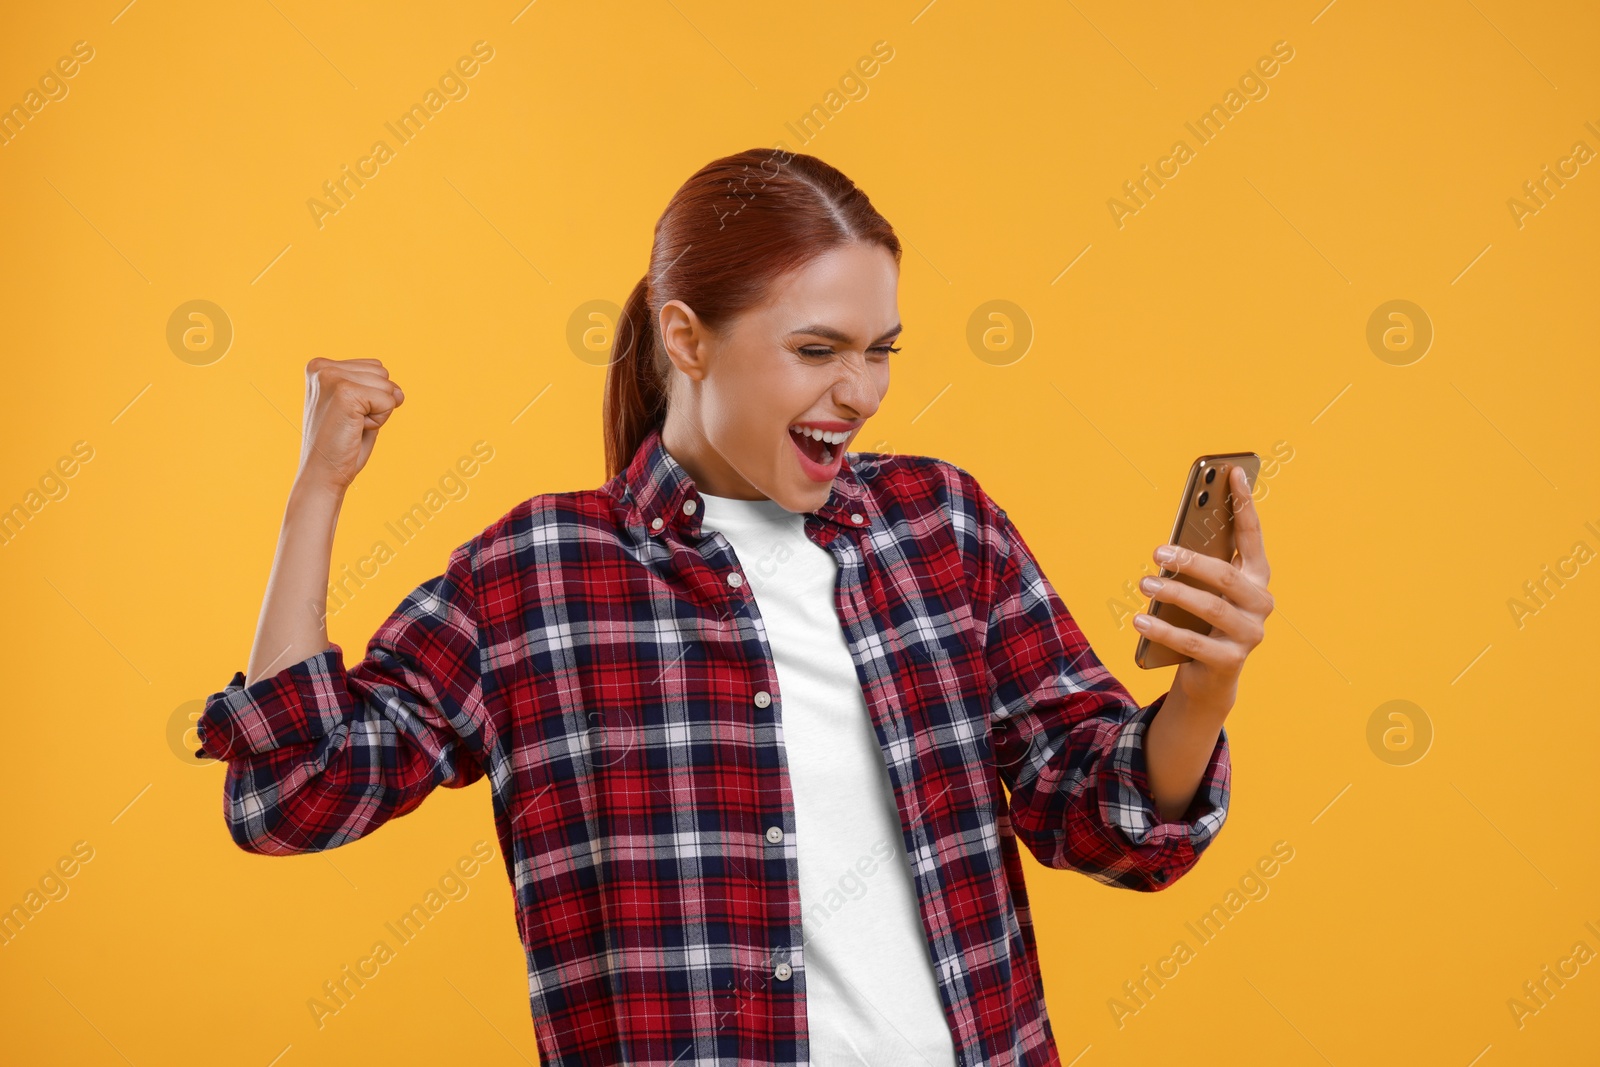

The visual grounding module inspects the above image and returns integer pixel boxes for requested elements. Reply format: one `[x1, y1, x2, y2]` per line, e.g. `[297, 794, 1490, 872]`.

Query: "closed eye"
[799, 345, 902, 358]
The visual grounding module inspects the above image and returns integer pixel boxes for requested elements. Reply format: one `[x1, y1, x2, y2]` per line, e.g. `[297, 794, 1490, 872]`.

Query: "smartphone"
[1134, 452, 1261, 669]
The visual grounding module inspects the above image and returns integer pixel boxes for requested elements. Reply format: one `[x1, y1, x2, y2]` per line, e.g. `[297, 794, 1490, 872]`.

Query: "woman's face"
[658, 241, 900, 513]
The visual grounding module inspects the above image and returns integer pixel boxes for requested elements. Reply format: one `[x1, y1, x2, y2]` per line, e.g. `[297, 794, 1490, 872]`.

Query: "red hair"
[602, 148, 902, 480]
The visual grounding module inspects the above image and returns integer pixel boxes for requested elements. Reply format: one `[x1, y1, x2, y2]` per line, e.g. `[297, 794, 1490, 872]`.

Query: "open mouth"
[788, 423, 853, 479]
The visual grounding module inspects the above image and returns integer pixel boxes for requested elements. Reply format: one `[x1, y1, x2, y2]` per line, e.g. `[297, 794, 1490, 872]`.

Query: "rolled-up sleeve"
[978, 486, 1230, 892]
[196, 540, 496, 855]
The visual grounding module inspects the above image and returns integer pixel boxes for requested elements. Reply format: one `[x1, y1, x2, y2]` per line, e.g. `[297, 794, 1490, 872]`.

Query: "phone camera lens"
[1204, 467, 1216, 484]
[1197, 490, 1209, 506]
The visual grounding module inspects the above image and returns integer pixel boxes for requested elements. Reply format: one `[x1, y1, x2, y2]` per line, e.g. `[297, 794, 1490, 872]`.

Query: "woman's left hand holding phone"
[1133, 464, 1274, 719]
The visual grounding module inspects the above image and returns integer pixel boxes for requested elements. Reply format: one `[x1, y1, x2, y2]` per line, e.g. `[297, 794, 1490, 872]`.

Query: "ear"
[658, 300, 710, 381]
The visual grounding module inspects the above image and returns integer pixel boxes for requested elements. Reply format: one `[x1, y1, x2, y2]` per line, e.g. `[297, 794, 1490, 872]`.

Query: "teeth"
[820, 447, 833, 463]
[791, 425, 851, 445]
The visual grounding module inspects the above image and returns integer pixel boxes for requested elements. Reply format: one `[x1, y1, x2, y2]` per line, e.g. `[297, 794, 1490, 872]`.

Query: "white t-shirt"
[697, 490, 959, 1067]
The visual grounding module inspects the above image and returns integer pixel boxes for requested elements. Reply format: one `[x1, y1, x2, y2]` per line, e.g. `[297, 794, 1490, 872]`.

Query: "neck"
[660, 413, 767, 500]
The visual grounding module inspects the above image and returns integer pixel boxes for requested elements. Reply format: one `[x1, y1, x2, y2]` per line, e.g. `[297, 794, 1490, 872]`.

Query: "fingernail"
[1155, 546, 1176, 562]
[1140, 576, 1162, 594]
[1133, 614, 1151, 629]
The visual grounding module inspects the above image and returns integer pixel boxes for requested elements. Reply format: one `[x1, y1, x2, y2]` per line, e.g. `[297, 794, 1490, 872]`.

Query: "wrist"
[288, 472, 348, 511]
[1162, 676, 1234, 728]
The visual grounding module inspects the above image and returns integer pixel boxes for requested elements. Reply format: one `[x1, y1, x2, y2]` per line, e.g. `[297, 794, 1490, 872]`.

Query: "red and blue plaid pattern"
[198, 425, 1230, 1066]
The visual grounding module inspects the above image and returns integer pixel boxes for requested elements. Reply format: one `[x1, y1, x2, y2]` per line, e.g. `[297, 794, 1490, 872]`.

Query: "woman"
[198, 147, 1272, 1067]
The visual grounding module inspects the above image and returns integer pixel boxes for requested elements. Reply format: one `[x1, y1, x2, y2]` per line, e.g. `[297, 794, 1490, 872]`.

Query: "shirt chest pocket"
[576, 595, 767, 817]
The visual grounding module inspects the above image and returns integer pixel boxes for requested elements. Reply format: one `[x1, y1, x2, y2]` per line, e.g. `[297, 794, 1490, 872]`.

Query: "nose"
[831, 355, 884, 422]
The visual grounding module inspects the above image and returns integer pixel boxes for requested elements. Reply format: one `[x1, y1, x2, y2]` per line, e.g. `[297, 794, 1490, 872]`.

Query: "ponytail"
[603, 273, 668, 481]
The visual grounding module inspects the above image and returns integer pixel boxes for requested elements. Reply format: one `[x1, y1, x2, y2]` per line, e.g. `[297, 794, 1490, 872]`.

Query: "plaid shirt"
[198, 425, 1230, 1066]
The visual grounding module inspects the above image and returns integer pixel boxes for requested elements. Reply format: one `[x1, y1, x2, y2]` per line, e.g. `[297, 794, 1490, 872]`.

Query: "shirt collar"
[618, 425, 874, 541]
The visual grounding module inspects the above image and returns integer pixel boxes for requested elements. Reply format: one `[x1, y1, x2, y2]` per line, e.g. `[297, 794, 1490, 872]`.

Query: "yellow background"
[3, 0, 1597, 1063]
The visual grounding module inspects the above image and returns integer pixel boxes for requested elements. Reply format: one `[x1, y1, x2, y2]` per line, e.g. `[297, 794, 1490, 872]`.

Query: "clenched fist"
[297, 357, 405, 493]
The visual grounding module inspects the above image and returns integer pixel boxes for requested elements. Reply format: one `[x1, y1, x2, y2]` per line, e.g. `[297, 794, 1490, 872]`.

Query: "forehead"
[747, 243, 899, 335]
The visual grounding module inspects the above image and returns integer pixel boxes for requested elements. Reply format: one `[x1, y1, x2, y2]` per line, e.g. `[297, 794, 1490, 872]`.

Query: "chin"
[770, 482, 824, 514]
[800, 484, 833, 511]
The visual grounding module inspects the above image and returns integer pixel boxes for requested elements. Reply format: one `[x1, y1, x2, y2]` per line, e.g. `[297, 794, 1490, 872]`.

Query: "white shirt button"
[765, 825, 784, 844]
[728, 572, 744, 587]
[682, 499, 697, 515]
[753, 690, 771, 708]
[650, 516, 664, 530]
[851, 512, 864, 524]
[773, 961, 792, 981]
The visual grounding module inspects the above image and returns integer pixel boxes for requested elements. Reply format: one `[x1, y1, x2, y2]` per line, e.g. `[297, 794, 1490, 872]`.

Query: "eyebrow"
[790, 323, 903, 344]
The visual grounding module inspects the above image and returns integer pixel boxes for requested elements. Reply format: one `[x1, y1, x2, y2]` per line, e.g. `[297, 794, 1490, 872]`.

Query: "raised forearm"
[1143, 685, 1230, 823]
[245, 477, 344, 685]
